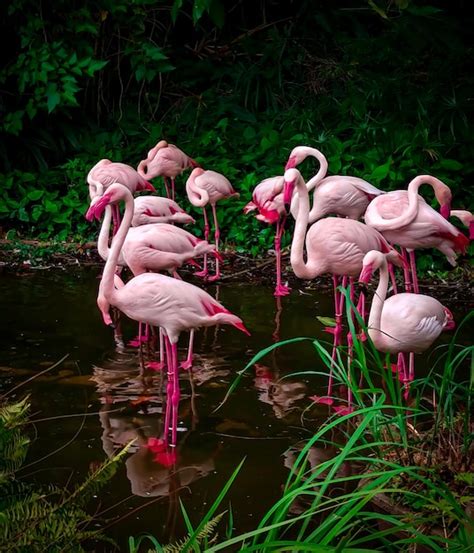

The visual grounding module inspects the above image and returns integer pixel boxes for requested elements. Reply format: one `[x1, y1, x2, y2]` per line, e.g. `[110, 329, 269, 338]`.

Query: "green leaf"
[438, 159, 463, 171]
[208, 0, 225, 28]
[46, 83, 61, 113]
[171, 0, 184, 22]
[370, 158, 392, 181]
[316, 316, 337, 327]
[86, 59, 108, 77]
[43, 198, 59, 213]
[27, 190, 44, 201]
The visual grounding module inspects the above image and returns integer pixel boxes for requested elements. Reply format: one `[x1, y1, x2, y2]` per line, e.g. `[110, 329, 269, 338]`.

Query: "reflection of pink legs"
[207, 204, 221, 282]
[274, 217, 290, 297]
[180, 330, 194, 370]
[195, 207, 210, 279]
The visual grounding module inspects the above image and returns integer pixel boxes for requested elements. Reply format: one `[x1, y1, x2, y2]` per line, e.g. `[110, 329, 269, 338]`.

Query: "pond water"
[0, 268, 471, 550]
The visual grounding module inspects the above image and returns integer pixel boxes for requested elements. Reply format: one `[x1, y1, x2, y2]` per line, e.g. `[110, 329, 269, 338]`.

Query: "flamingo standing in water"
[137, 140, 198, 200]
[283, 168, 404, 407]
[186, 168, 239, 281]
[87, 159, 155, 233]
[364, 175, 469, 294]
[359, 250, 455, 396]
[285, 146, 384, 223]
[132, 196, 195, 227]
[87, 186, 250, 449]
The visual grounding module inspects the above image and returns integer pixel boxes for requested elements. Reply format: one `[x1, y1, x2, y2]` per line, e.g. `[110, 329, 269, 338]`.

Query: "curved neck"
[368, 257, 388, 334]
[186, 180, 209, 207]
[370, 175, 447, 230]
[97, 206, 112, 261]
[305, 149, 329, 193]
[290, 173, 322, 279]
[99, 194, 134, 302]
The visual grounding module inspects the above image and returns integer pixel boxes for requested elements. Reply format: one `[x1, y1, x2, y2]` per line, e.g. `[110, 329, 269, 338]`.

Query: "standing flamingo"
[359, 250, 455, 396]
[364, 175, 469, 294]
[186, 168, 239, 281]
[87, 159, 155, 233]
[283, 168, 404, 406]
[87, 186, 250, 449]
[137, 140, 198, 200]
[132, 195, 195, 227]
[285, 146, 384, 223]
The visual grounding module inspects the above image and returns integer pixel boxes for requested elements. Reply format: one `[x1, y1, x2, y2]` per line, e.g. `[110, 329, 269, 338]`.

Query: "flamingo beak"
[86, 193, 112, 221]
[283, 179, 296, 210]
[440, 202, 451, 220]
[285, 156, 297, 170]
[359, 264, 374, 285]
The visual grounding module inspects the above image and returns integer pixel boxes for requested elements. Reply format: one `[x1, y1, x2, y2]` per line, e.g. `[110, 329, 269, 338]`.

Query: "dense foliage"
[1, 0, 473, 269]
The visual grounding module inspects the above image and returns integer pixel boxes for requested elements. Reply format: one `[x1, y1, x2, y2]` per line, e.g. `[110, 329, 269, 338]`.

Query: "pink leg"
[274, 217, 290, 296]
[163, 336, 173, 446]
[170, 341, 180, 447]
[408, 250, 419, 294]
[388, 263, 399, 294]
[401, 248, 412, 293]
[146, 327, 165, 371]
[163, 176, 171, 199]
[179, 330, 194, 370]
[171, 178, 175, 201]
[195, 207, 210, 279]
[207, 204, 222, 282]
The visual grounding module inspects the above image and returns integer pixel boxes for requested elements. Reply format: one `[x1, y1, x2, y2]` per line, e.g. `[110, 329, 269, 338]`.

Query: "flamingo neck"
[290, 172, 323, 279]
[99, 192, 134, 303]
[186, 180, 209, 207]
[370, 175, 448, 230]
[368, 257, 388, 342]
[289, 148, 328, 219]
[97, 205, 112, 261]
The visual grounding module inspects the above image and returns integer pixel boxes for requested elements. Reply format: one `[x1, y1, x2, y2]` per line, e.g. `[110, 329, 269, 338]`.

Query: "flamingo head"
[283, 169, 299, 209]
[243, 201, 257, 214]
[440, 201, 451, 220]
[85, 191, 113, 221]
[435, 182, 452, 219]
[359, 250, 385, 284]
[443, 307, 456, 330]
[285, 155, 297, 170]
[97, 295, 113, 327]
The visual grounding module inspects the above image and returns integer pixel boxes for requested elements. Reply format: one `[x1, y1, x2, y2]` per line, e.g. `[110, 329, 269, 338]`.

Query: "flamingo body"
[186, 168, 239, 206]
[244, 176, 285, 224]
[87, 159, 154, 200]
[137, 141, 197, 180]
[132, 196, 195, 226]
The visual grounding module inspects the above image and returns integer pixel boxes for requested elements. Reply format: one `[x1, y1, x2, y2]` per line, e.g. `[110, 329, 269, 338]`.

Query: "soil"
[1, 239, 473, 307]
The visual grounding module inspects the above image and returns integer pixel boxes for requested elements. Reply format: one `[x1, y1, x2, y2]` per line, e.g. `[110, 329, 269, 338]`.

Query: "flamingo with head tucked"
[359, 250, 455, 395]
[132, 196, 195, 227]
[364, 175, 469, 294]
[87, 185, 250, 449]
[283, 168, 405, 406]
[137, 140, 198, 200]
[186, 168, 239, 281]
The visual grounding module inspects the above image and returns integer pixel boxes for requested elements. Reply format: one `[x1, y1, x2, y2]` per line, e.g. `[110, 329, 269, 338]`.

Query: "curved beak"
[358, 264, 374, 285]
[283, 179, 296, 210]
[285, 156, 297, 171]
[440, 202, 451, 220]
[85, 193, 112, 221]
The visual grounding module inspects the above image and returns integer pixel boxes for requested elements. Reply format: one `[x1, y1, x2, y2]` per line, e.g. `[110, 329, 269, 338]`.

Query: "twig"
[220, 248, 289, 281]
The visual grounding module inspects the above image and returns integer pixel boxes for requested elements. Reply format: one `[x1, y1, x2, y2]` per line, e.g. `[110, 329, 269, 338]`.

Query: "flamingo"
[87, 159, 155, 233]
[450, 210, 474, 239]
[137, 140, 198, 200]
[132, 195, 195, 227]
[186, 168, 239, 281]
[285, 146, 384, 223]
[87, 185, 250, 449]
[283, 168, 404, 406]
[359, 250, 455, 396]
[364, 175, 469, 294]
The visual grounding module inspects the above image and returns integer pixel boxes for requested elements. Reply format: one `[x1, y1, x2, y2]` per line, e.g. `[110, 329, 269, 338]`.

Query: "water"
[0, 268, 471, 550]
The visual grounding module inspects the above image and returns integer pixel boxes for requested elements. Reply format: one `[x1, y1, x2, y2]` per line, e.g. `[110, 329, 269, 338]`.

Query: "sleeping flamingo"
[283, 168, 404, 406]
[137, 140, 198, 200]
[359, 250, 455, 396]
[87, 185, 250, 449]
[186, 168, 239, 281]
[285, 146, 384, 223]
[364, 175, 469, 294]
[132, 195, 195, 227]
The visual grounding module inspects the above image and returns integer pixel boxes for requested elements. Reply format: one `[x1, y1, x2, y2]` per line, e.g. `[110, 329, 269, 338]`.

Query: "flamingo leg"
[170, 341, 180, 447]
[163, 176, 171, 199]
[207, 204, 221, 282]
[171, 178, 176, 201]
[401, 248, 412, 293]
[179, 330, 195, 370]
[408, 250, 419, 294]
[195, 207, 210, 279]
[163, 335, 173, 446]
[274, 216, 290, 296]
[388, 263, 399, 294]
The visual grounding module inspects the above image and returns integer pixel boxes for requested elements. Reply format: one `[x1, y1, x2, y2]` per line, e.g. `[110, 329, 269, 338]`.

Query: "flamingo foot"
[194, 269, 209, 279]
[153, 449, 177, 467]
[332, 405, 354, 416]
[309, 395, 334, 406]
[274, 284, 291, 297]
[179, 359, 193, 370]
[390, 363, 406, 384]
[324, 326, 343, 346]
[146, 361, 165, 371]
[147, 437, 167, 453]
[207, 273, 221, 282]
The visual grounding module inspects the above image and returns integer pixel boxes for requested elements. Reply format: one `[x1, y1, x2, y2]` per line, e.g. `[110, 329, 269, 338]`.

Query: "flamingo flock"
[84, 140, 471, 455]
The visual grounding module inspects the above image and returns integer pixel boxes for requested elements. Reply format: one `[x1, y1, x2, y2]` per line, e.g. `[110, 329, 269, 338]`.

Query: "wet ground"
[0, 265, 472, 551]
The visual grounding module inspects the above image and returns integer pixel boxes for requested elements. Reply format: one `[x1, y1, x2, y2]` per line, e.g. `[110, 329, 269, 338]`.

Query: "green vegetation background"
[1, 0, 473, 274]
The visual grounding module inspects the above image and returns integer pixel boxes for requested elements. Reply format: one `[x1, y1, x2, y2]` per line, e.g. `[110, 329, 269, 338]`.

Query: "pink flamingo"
[364, 175, 469, 294]
[87, 159, 155, 233]
[186, 168, 239, 281]
[450, 210, 474, 239]
[285, 146, 384, 223]
[132, 195, 195, 227]
[283, 168, 404, 406]
[359, 250, 455, 396]
[137, 140, 198, 200]
[88, 185, 250, 449]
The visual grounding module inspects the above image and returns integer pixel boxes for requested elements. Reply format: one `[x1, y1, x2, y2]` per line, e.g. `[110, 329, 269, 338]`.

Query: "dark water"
[0, 269, 471, 550]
